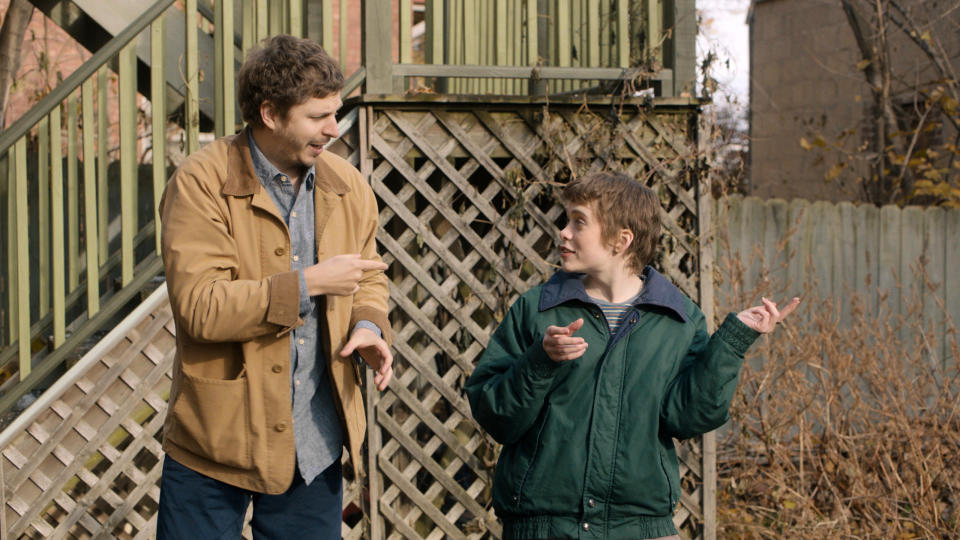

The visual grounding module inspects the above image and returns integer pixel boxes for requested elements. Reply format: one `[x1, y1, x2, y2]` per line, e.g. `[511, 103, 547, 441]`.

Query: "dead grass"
[715, 242, 960, 538]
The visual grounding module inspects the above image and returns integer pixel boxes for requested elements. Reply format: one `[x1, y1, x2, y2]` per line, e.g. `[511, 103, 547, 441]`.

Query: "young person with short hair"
[466, 171, 798, 540]
[156, 35, 392, 539]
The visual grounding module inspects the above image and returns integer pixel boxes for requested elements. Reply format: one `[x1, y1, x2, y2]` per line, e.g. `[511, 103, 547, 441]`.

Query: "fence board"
[716, 196, 960, 363]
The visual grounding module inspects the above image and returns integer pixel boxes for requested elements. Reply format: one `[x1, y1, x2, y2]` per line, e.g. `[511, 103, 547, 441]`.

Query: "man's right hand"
[304, 254, 388, 296]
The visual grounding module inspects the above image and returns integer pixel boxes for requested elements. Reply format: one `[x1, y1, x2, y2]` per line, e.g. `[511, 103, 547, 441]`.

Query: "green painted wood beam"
[242, 0, 255, 55]
[185, 0, 200, 155]
[82, 79, 100, 318]
[617, 0, 629, 67]
[269, 0, 283, 36]
[364, 0, 394, 94]
[215, 1, 235, 137]
[153, 14, 167, 257]
[49, 107, 65, 348]
[288, 0, 303, 37]
[425, 0, 443, 65]
[400, 0, 412, 65]
[120, 42, 138, 287]
[14, 137, 30, 376]
[5, 152, 15, 344]
[671, 0, 696, 96]
[256, 0, 269, 42]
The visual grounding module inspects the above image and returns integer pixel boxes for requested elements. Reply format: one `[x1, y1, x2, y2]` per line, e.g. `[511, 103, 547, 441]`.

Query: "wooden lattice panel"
[0, 288, 374, 540]
[362, 99, 705, 539]
[1, 291, 174, 540]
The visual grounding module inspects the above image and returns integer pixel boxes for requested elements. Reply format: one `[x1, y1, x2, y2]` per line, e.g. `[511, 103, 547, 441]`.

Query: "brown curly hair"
[562, 172, 661, 274]
[237, 34, 344, 128]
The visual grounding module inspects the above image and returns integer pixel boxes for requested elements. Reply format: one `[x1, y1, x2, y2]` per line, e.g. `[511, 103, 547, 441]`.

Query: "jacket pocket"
[168, 370, 252, 470]
[516, 406, 551, 506]
[656, 439, 677, 511]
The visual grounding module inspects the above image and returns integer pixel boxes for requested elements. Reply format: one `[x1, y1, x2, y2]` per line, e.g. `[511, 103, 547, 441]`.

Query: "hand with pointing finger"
[542, 318, 588, 362]
[736, 296, 801, 333]
[304, 253, 389, 296]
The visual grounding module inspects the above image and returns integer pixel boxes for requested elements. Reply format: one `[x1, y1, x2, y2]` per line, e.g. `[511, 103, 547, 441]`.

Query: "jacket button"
[272, 364, 282, 373]
[587, 498, 595, 507]
[593, 312, 601, 319]
[275, 422, 288, 432]
[275, 247, 285, 256]
[512, 496, 518, 503]
[582, 522, 590, 531]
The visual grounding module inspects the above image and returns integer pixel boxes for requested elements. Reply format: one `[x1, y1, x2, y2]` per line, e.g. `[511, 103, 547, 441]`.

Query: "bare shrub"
[714, 231, 960, 538]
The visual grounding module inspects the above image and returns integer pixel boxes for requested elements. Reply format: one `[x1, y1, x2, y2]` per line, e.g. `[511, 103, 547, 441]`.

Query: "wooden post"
[152, 14, 167, 256]
[363, 0, 393, 94]
[82, 79, 100, 317]
[671, 0, 696, 97]
[698, 112, 717, 540]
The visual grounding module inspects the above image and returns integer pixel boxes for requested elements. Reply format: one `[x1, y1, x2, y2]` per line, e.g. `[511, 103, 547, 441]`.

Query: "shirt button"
[271, 364, 282, 373]
[588, 498, 595, 507]
[295, 379, 300, 387]
[582, 522, 590, 531]
[293, 255, 299, 262]
[275, 422, 288, 432]
[275, 247, 285, 256]
[291, 211, 297, 217]
[298, 338, 305, 345]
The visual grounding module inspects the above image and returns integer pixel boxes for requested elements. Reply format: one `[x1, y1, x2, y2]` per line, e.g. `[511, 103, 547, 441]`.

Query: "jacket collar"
[538, 266, 688, 322]
[222, 126, 350, 197]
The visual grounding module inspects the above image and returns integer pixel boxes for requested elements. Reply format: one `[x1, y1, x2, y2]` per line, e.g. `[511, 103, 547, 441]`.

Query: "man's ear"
[260, 101, 279, 131]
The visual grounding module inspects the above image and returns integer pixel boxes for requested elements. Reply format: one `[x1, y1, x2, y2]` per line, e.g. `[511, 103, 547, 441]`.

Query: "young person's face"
[261, 92, 341, 173]
[558, 203, 617, 275]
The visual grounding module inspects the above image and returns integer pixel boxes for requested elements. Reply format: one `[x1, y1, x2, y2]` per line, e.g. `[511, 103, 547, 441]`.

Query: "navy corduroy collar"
[538, 266, 688, 322]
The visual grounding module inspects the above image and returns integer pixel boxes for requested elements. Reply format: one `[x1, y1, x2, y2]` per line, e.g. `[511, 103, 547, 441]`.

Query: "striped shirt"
[587, 284, 644, 334]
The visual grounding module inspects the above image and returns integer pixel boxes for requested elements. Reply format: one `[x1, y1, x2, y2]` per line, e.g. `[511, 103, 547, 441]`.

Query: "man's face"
[558, 203, 617, 275]
[262, 92, 342, 172]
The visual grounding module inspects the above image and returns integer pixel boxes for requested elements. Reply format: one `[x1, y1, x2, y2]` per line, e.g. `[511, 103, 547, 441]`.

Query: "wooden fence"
[713, 195, 960, 362]
[0, 96, 711, 539]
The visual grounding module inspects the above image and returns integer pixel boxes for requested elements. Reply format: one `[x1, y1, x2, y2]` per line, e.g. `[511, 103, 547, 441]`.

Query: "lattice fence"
[360, 97, 707, 539]
[0, 98, 705, 539]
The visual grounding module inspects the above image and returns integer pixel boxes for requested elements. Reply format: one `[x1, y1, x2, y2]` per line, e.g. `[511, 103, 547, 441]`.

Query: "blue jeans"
[156, 455, 342, 540]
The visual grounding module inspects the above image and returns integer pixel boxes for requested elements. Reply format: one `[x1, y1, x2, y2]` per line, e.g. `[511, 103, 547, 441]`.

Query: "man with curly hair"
[156, 35, 392, 539]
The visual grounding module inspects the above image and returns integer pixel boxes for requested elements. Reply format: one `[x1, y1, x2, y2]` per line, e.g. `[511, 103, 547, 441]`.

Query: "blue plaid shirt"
[248, 131, 379, 485]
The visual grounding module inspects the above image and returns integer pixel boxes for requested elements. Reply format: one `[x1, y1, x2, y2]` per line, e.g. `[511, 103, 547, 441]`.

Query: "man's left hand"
[340, 327, 393, 391]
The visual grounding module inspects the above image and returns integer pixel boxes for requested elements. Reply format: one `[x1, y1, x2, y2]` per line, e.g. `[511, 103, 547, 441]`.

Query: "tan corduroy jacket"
[159, 128, 391, 494]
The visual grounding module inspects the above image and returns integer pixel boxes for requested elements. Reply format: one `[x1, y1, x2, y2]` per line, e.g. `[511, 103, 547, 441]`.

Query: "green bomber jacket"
[465, 267, 759, 539]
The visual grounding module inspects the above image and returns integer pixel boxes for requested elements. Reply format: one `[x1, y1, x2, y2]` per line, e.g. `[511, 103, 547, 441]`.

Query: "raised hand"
[304, 253, 388, 296]
[736, 297, 800, 333]
[340, 327, 393, 391]
[542, 318, 588, 362]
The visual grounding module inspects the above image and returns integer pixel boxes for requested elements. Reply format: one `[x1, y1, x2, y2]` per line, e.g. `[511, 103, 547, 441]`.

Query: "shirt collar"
[538, 266, 688, 322]
[247, 129, 315, 191]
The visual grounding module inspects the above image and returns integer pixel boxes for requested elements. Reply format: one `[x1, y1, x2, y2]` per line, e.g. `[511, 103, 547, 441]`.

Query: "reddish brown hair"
[562, 172, 661, 273]
[237, 34, 343, 128]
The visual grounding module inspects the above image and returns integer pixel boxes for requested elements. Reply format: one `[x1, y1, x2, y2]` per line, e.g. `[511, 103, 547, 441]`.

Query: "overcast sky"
[697, 0, 751, 113]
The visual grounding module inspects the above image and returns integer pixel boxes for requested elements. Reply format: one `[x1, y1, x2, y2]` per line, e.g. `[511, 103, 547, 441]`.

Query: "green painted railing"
[0, 0, 694, 416]
[380, 0, 696, 98]
[0, 0, 309, 415]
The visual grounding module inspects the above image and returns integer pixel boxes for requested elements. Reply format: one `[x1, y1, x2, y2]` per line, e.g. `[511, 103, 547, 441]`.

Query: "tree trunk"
[0, 0, 35, 128]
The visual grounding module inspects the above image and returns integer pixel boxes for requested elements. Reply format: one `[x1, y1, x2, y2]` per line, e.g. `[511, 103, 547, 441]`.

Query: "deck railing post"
[363, 0, 394, 94]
